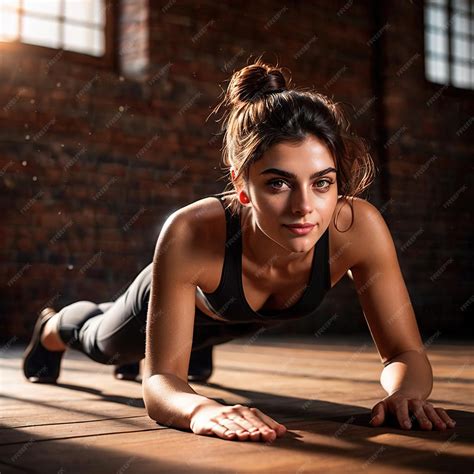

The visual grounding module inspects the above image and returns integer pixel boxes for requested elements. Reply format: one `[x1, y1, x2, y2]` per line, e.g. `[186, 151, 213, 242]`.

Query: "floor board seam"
[0, 427, 166, 447]
[0, 415, 149, 430]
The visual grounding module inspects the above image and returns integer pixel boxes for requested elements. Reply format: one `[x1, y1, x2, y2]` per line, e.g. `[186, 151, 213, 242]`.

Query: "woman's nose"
[291, 189, 313, 215]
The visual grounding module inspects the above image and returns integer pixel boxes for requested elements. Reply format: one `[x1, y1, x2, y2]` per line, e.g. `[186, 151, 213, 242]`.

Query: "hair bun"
[226, 59, 288, 107]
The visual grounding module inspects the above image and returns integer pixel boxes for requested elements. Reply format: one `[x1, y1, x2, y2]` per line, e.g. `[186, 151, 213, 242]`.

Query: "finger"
[434, 408, 456, 428]
[226, 405, 263, 441]
[249, 409, 285, 439]
[370, 402, 386, 427]
[392, 398, 412, 430]
[409, 400, 432, 430]
[249, 407, 287, 436]
[227, 415, 262, 442]
[216, 417, 251, 441]
[238, 409, 277, 441]
[209, 421, 239, 440]
[228, 414, 258, 430]
[231, 407, 272, 442]
[423, 404, 447, 430]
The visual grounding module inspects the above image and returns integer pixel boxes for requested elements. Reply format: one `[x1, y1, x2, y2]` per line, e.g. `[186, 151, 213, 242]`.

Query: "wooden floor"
[1, 336, 473, 473]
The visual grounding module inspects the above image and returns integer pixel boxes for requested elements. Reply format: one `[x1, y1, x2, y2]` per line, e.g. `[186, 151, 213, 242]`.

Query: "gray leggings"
[55, 262, 267, 365]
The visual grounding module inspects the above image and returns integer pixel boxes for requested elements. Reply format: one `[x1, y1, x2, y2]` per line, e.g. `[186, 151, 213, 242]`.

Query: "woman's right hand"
[190, 402, 287, 442]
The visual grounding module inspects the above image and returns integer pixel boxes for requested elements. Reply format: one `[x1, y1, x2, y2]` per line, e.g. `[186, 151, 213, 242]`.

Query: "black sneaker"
[23, 307, 65, 383]
[113, 346, 214, 383]
[188, 345, 213, 383]
[114, 362, 141, 381]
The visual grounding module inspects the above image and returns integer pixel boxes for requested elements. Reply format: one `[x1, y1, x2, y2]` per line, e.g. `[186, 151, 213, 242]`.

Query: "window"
[424, 0, 474, 89]
[0, 0, 106, 57]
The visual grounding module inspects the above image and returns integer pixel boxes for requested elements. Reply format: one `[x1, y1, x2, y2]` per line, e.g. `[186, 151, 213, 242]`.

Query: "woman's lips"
[283, 224, 315, 235]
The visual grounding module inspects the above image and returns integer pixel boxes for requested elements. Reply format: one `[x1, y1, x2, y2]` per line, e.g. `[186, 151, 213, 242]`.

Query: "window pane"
[426, 56, 449, 83]
[23, 0, 60, 17]
[1, 0, 20, 8]
[21, 14, 60, 48]
[91, 27, 105, 55]
[65, 0, 104, 26]
[453, 36, 470, 59]
[453, 12, 470, 34]
[452, 0, 469, 12]
[452, 61, 471, 87]
[0, 5, 19, 40]
[426, 5, 448, 29]
[426, 29, 448, 55]
[64, 22, 100, 54]
[93, 0, 105, 26]
[1, 0, 107, 59]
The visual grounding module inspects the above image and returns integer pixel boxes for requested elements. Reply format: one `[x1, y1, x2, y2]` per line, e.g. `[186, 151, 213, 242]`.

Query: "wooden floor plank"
[1, 337, 472, 473]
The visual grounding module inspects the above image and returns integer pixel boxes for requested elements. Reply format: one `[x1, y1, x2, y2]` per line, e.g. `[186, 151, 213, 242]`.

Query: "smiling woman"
[211, 55, 377, 229]
[22, 56, 456, 443]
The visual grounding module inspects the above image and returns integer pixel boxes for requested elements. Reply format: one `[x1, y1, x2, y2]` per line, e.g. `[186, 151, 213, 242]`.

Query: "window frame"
[421, 0, 474, 95]
[0, 0, 118, 70]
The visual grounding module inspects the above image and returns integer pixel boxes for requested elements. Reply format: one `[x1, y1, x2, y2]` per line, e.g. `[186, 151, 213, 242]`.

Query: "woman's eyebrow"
[259, 167, 338, 179]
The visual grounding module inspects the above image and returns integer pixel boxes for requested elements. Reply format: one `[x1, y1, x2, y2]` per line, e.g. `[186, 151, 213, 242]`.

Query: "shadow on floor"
[3, 378, 473, 471]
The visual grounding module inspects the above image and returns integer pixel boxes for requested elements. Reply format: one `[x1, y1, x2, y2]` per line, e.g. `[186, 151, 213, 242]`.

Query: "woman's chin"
[281, 236, 314, 253]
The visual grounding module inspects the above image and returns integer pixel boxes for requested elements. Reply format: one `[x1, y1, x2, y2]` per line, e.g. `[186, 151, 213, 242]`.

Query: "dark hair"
[210, 56, 378, 231]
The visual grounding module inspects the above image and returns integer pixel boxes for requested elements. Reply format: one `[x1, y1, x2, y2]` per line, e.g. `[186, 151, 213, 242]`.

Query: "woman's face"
[244, 135, 339, 254]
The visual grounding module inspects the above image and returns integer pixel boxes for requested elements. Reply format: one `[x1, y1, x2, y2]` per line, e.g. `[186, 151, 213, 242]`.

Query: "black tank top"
[197, 195, 331, 324]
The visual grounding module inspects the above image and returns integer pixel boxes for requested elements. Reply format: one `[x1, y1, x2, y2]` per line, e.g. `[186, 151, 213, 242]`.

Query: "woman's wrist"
[380, 350, 433, 400]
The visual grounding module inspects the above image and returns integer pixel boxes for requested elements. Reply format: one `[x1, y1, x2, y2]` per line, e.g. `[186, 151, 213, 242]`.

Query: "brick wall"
[1, 0, 471, 343]
[375, 1, 473, 339]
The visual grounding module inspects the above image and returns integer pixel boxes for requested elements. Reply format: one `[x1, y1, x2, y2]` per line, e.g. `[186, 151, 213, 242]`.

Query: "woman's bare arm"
[142, 211, 223, 429]
[141, 207, 287, 441]
[348, 199, 455, 430]
[349, 199, 429, 374]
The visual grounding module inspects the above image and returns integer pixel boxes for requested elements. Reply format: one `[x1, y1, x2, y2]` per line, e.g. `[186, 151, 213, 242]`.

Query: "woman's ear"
[230, 168, 250, 204]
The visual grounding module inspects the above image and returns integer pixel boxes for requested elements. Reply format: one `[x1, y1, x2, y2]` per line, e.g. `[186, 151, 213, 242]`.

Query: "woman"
[23, 59, 456, 443]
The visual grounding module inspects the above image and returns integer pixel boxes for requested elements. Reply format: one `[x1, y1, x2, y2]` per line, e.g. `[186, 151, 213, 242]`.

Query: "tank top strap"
[210, 194, 240, 242]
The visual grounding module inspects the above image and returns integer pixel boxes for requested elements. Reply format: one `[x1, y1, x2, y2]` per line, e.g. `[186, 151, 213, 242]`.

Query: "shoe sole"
[187, 373, 212, 383]
[114, 373, 138, 381]
[22, 307, 63, 383]
[188, 346, 213, 382]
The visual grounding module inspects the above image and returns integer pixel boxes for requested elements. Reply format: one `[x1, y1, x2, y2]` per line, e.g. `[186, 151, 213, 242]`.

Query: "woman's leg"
[37, 259, 273, 376]
[51, 263, 153, 365]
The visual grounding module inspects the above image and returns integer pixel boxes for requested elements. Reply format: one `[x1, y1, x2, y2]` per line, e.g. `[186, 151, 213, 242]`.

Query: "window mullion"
[18, 0, 23, 39]
[470, 1, 473, 86]
[59, 0, 65, 48]
[447, 0, 453, 85]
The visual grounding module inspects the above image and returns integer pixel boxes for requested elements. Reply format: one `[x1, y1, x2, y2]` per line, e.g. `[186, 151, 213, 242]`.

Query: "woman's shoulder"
[175, 195, 228, 238]
[163, 196, 228, 290]
[167, 195, 228, 269]
[329, 196, 391, 274]
[331, 195, 380, 229]
[332, 195, 387, 235]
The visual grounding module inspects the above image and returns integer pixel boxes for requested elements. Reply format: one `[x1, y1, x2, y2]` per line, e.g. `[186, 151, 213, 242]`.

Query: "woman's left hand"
[370, 391, 456, 430]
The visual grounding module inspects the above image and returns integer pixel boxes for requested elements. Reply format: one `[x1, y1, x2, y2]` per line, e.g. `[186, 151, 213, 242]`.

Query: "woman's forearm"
[380, 350, 433, 399]
[142, 374, 223, 430]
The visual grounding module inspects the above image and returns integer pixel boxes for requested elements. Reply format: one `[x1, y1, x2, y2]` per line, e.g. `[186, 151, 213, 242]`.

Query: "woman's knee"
[95, 329, 145, 365]
[97, 302, 114, 312]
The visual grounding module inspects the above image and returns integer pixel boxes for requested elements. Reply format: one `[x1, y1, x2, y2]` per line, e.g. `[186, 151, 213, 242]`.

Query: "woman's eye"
[266, 179, 333, 191]
[316, 179, 332, 190]
[267, 179, 287, 190]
